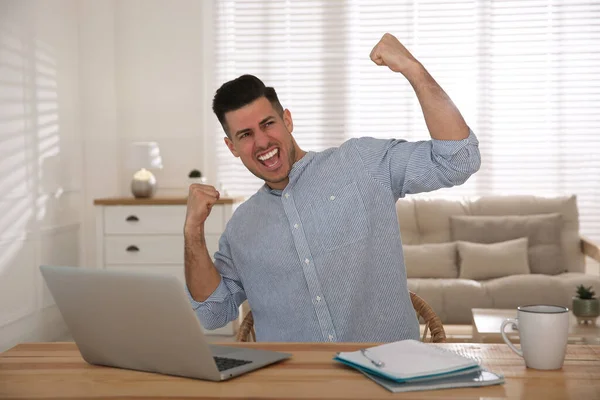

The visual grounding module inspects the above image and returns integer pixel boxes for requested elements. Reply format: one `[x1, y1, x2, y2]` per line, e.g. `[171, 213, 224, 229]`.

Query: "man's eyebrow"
[234, 116, 276, 138]
[234, 128, 251, 138]
[259, 116, 275, 125]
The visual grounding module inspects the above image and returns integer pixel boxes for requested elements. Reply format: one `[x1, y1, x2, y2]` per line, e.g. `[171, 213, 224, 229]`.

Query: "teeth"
[258, 148, 278, 161]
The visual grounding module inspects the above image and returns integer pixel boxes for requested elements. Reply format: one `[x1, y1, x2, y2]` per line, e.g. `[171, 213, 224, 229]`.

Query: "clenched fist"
[370, 33, 420, 75]
[185, 184, 220, 235]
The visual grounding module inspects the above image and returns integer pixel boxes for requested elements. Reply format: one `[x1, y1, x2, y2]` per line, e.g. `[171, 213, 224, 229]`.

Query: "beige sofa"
[396, 195, 600, 324]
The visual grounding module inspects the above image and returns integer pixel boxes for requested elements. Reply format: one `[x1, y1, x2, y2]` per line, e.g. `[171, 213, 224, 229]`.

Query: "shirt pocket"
[309, 181, 370, 251]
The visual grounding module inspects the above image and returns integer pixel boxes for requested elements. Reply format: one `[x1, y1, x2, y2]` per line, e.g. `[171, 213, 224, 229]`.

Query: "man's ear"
[283, 109, 293, 133]
[224, 136, 240, 157]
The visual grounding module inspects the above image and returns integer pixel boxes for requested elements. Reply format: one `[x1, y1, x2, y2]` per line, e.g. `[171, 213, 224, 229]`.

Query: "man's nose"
[254, 127, 270, 149]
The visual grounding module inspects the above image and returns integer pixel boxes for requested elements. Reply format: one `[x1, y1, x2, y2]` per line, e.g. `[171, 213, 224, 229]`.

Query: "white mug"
[501, 305, 570, 370]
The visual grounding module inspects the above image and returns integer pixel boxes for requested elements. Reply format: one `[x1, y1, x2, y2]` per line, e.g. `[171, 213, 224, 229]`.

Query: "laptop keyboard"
[214, 356, 252, 372]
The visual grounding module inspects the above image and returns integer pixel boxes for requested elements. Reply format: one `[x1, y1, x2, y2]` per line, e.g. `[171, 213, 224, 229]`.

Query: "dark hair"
[212, 74, 284, 137]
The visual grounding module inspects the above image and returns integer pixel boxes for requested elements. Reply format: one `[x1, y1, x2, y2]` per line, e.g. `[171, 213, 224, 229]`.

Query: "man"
[184, 33, 480, 342]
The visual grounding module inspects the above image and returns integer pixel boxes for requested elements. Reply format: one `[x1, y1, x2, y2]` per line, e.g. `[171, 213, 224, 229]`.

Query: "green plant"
[575, 284, 596, 300]
[188, 169, 202, 178]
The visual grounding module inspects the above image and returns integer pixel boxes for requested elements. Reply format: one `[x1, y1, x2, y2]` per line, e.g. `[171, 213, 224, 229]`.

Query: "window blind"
[213, 0, 600, 243]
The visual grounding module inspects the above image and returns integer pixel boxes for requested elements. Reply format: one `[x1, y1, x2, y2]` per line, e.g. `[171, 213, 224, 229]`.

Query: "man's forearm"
[404, 62, 469, 141]
[184, 227, 222, 302]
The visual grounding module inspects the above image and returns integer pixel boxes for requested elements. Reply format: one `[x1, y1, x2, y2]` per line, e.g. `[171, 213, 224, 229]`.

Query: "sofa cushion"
[554, 272, 600, 306]
[402, 198, 468, 244]
[397, 195, 583, 273]
[403, 242, 457, 279]
[483, 274, 571, 310]
[468, 195, 582, 273]
[457, 237, 530, 280]
[450, 213, 564, 275]
[407, 278, 493, 324]
[408, 273, 600, 325]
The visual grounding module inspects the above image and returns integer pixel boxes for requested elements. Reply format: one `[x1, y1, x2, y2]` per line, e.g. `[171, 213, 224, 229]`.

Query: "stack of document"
[334, 340, 504, 393]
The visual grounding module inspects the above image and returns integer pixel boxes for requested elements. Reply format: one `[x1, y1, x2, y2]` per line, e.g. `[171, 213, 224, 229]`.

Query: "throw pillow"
[450, 213, 564, 275]
[457, 237, 530, 280]
[403, 242, 458, 279]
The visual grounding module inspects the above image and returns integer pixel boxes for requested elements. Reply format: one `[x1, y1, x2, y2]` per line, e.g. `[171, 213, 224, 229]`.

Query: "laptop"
[40, 265, 291, 381]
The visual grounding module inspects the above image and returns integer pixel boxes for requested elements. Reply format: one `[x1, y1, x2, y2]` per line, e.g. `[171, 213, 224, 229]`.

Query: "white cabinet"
[94, 197, 240, 336]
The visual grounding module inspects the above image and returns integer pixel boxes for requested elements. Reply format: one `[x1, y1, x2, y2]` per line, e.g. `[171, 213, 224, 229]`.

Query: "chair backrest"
[236, 310, 256, 342]
[410, 291, 446, 343]
[235, 291, 446, 343]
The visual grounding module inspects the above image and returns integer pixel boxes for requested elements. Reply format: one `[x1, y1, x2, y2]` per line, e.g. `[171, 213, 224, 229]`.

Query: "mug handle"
[501, 318, 523, 357]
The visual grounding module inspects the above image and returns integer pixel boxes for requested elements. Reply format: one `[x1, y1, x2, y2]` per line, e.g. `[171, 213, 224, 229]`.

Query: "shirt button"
[329, 195, 335, 201]
[294, 223, 299, 229]
[328, 334, 334, 341]
[305, 258, 310, 264]
[284, 193, 290, 198]
[316, 296, 321, 302]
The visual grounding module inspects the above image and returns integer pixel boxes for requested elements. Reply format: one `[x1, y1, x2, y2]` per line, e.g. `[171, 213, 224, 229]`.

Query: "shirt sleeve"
[352, 129, 481, 200]
[185, 231, 247, 330]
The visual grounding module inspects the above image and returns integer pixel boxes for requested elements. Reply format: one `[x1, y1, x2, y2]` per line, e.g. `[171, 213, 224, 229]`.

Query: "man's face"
[224, 97, 302, 190]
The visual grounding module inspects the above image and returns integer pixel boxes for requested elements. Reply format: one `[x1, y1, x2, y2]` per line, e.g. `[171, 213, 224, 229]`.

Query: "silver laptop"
[40, 265, 291, 381]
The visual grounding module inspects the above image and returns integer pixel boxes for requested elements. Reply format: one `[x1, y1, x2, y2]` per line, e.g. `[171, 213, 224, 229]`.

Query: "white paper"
[336, 340, 479, 380]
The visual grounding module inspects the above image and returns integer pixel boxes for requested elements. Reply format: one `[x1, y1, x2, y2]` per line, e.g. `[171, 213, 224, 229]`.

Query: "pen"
[360, 349, 385, 368]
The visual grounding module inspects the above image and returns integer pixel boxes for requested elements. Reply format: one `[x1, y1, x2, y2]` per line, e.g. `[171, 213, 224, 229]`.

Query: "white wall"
[0, 0, 83, 351]
[115, 0, 212, 196]
[79, 0, 119, 272]
[79, 0, 212, 269]
[1, 0, 216, 349]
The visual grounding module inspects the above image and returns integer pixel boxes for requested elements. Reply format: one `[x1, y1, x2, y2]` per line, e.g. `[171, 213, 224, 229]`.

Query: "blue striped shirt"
[187, 131, 480, 342]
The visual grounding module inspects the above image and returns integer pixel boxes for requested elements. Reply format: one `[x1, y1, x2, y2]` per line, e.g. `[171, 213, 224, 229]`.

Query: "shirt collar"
[261, 151, 316, 196]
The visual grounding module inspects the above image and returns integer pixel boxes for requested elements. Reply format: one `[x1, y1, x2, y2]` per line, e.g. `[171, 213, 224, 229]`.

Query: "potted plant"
[572, 284, 599, 324]
[188, 169, 206, 186]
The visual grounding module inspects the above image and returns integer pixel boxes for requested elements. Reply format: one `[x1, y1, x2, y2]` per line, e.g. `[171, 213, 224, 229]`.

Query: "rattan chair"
[236, 291, 446, 343]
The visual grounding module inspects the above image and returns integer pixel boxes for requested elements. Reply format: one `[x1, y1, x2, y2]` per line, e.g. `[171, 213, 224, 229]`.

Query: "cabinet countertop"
[93, 197, 244, 206]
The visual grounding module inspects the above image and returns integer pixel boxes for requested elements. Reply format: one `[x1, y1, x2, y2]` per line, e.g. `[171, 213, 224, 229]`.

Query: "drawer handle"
[126, 215, 139, 222]
[126, 245, 140, 252]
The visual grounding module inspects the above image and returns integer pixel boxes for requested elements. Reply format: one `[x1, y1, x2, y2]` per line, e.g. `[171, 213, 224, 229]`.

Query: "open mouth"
[257, 147, 281, 170]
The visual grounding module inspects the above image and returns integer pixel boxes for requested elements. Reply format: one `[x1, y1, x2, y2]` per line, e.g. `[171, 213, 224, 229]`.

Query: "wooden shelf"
[93, 197, 244, 206]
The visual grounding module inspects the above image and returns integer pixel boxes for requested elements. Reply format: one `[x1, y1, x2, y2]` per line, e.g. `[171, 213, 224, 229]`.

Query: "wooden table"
[1, 342, 599, 399]
[472, 308, 600, 344]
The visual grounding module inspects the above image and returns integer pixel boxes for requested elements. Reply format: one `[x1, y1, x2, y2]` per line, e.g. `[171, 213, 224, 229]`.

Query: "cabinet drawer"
[105, 235, 220, 265]
[104, 205, 223, 235]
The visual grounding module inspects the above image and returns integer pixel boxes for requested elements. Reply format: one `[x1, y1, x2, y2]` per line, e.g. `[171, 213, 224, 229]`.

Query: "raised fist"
[369, 33, 419, 74]
[185, 184, 220, 234]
